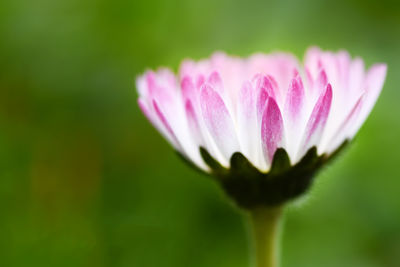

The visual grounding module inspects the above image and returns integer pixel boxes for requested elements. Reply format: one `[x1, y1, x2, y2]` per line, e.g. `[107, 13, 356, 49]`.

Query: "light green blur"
[0, 0, 399, 266]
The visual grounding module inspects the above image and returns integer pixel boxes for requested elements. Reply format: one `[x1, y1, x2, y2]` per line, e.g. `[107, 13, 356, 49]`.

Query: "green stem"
[249, 206, 283, 267]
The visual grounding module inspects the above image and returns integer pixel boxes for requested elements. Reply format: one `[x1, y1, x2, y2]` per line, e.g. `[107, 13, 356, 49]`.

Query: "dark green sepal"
[199, 147, 228, 177]
[198, 141, 349, 209]
[269, 148, 291, 175]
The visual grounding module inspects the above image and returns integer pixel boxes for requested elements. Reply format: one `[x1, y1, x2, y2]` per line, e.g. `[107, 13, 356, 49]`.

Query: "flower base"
[198, 141, 348, 209]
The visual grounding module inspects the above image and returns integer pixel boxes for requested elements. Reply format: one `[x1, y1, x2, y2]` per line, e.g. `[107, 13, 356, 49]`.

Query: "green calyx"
[192, 141, 349, 209]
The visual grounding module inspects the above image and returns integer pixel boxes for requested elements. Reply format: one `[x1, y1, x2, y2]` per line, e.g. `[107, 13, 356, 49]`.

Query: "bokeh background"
[0, 0, 399, 266]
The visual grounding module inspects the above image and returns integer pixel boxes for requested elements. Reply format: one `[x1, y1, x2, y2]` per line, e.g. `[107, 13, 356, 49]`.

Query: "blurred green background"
[0, 0, 399, 266]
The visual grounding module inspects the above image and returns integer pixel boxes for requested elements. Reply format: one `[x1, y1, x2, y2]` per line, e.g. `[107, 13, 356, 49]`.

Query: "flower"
[136, 47, 386, 208]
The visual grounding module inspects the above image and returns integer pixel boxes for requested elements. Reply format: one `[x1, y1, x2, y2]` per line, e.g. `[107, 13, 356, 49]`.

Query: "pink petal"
[348, 58, 365, 95]
[157, 68, 177, 88]
[364, 64, 387, 109]
[336, 51, 351, 88]
[152, 99, 181, 148]
[238, 81, 255, 118]
[257, 87, 269, 122]
[207, 71, 224, 94]
[146, 71, 174, 106]
[145, 71, 158, 95]
[304, 46, 322, 79]
[138, 98, 179, 148]
[316, 69, 328, 90]
[248, 53, 299, 99]
[138, 98, 153, 124]
[196, 75, 206, 89]
[179, 59, 196, 78]
[261, 97, 285, 163]
[136, 75, 148, 98]
[267, 75, 279, 90]
[200, 84, 240, 159]
[305, 67, 314, 88]
[237, 81, 257, 158]
[310, 68, 328, 98]
[351, 64, 387, 136]
[301, 84, 333, 151]
[284, 75, 305, 121]
[328, 94, 364, 150]
[253, 74, 277, 101]
[181, 76, 196, 102]
[253, 75, 278, 121]
[185, 99, 203, 145]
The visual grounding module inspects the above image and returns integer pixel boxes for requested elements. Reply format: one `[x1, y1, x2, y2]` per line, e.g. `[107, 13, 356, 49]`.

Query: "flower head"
[137, 47, 386, 208]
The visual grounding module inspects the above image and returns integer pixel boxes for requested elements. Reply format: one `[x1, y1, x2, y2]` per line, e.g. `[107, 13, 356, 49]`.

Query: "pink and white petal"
[261, 97, 285, 165]
[210, 51, 229, 69]
[335, 51, 351, 88]
[179, 59, 202, 79]
[307, 67, 328, 104]
[237, 81, 257, 159]
[315, 69, 328, 94]
[299, 84, 333, 154]
[304, 46, 323, 79]
[348, 58, 365, 97]
[364, 64, 387, 108]
[253, 74, 278, 101]
[178, 59, 194, 77]
[181, 76, 229, 164]
[138, 98, 155, 126]
[304, 48, 328, 99]
[185, 99, 204, 145]
[267, 75, 279, 95]
[152, 99, 182, 148]
[349, 64, 387, 137]
[138, 98, 179, 149]
[156, 68, 177, 88]
[256, 86, 269, 123]
[284, 76, 305, 122]
[200, 84, 240, 161]
[237, 81, 255, 119]
[207, 71, 224, 94]
[320, 53, 340, 87]
[304, 67, 314, 89]
[283, 76, 306, 160]
[253, 74, 280, 121]
[196, 75, 206, 89]
[146, 71, 176, 109]
[249, 53, 299, 100]
[181, 76, 197, 103]
[154, 98, 207, 170]
[136, 74, 149, 98]
[236, 81, 269, 170]
[327, 94, 364, 152]
[305, 48, 342, 93]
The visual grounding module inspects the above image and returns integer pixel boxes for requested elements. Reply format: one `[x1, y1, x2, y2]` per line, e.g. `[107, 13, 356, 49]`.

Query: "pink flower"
[136, 47, 387, 174]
